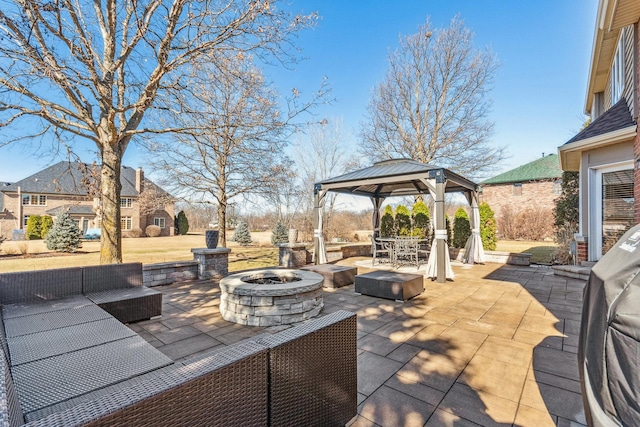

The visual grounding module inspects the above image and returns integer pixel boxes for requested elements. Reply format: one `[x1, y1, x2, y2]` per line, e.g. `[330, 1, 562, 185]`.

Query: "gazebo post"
[370, 196, 385, 240]
[434, 177, 447, 283]
[312, 184, 327, 265]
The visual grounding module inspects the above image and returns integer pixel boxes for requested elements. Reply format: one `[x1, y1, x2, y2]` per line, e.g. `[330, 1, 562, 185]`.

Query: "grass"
[0, 233, 559, 273]
[495, 240, 558, 265]
[0, 232, 278, 273]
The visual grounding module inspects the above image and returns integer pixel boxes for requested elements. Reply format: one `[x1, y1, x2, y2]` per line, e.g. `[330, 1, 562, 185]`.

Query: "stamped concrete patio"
[129, 259, 586, 427]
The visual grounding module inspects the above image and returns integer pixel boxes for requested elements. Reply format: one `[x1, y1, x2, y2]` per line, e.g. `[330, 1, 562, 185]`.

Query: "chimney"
[136, 168, 144, 194]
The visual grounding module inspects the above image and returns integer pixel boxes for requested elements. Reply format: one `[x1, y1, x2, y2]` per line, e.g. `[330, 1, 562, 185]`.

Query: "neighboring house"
[0, 162, 175, 239]
[480, 154, 563, 232]
[558, 0, 640, 262]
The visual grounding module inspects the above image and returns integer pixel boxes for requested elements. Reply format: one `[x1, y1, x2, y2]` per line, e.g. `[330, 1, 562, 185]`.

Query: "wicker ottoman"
[301, 264, 356, 288]
[354, 271, 424, 301]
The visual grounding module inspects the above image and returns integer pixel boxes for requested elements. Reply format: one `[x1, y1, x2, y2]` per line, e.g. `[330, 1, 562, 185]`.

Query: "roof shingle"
[481, 154, 562, 185]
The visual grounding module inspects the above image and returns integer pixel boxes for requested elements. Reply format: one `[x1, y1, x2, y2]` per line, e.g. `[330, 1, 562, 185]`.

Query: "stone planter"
[205, 230, 219, 249]
[288, 228, 298, 244]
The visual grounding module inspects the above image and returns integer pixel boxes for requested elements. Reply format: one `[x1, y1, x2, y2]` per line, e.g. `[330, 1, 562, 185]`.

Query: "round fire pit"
[219, 269, 324, 326]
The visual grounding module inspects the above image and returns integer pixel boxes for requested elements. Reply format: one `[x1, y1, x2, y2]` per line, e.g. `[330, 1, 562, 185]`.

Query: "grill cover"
[578, 224, 640, 426]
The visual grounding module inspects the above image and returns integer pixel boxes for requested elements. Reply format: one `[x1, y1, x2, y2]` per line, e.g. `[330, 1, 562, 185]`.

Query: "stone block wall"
[143, 261, 198, 287]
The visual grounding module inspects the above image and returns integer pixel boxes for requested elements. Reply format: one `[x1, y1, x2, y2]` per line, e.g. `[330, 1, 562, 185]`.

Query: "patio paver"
[133, 259, 587, 426]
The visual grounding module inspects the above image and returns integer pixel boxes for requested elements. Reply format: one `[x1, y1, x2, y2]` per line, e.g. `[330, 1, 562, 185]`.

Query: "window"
[23, 215, 29, 227]
[611, 36, 624, 103]
[22, 194, 46, 205]
[154, 217, 166, 228]
[553, 180, 562, 195]
[513, 183, 522, 196]
[120, 198, 132, 208]
[120, 216, 132, 230]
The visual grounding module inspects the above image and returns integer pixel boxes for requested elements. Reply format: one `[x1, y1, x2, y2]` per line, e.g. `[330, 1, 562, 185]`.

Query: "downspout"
[17, 186, 22, 230]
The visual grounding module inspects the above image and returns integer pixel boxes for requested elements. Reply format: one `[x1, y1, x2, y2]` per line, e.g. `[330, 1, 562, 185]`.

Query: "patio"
[131, 259, 586, 427]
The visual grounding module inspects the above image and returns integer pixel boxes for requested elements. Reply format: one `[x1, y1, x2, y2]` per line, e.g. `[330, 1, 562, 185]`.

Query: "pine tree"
[176, 210, 189, 235]
[271, 221, 289, 246]
[453, 208, 471, 248]
[233, 221, 252, 246]
[45, 211, 82, 252]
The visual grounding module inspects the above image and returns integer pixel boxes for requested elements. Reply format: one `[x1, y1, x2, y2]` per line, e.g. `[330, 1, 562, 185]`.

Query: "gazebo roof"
[316, 159, 478, 198]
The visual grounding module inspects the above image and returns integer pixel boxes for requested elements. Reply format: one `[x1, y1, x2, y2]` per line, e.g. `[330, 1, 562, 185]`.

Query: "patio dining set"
[371, 236, 430, 269]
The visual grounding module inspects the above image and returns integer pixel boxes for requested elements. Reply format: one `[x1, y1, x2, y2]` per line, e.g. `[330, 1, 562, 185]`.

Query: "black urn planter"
[205, 230, 219, 249]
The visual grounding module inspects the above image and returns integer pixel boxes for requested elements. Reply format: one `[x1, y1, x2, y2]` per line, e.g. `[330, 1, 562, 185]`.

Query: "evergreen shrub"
[271, 221, 289, 246]
[395, 205, 411, 236]
[44, 211, 82, 252]
[233, 221, 252, 246]
[176, 211, 189, 235]
[40, 215, 53, 239]
[479, 202, 497, 251]
[452, 208, 470, 248]
[380, 205, 395, 237]
[412, 201, 430, 239]
[26, 215, 42, 240]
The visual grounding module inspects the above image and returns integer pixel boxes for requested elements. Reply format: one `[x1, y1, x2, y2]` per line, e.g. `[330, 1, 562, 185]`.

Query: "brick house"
[479, 154, 563, 237]
[558, 0, 640, 262]
[0, 162, 175, 239]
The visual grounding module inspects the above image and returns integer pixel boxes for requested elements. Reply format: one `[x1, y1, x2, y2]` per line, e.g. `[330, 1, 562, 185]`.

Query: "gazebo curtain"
[423, 178, 455, 281]
[371, 196, 385, 240]
[312, 186, 327, 264]
[463, 192, 486, 264]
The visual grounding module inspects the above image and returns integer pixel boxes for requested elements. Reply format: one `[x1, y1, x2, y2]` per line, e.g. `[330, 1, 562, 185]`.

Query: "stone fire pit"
[219, 269, 324, 326]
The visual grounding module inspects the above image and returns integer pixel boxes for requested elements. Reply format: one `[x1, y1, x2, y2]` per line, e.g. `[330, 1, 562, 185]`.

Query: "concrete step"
[552, 264, 591, 281]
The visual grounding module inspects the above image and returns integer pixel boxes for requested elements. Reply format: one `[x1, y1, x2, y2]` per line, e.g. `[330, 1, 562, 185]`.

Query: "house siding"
[603, 26, 635, 116]
[479, 180, 558, 237]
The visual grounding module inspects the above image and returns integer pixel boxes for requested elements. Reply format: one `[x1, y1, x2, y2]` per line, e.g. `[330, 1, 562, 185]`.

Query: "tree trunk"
[217, 202, 227, 247]
[100, 144, 123, 263]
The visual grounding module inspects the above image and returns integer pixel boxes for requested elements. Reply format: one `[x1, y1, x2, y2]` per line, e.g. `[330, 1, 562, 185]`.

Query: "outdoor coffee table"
[354, 270, 424, 301]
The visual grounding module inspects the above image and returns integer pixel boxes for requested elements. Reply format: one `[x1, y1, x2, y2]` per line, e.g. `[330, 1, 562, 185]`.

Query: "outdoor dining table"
[375, 237, 429, 268]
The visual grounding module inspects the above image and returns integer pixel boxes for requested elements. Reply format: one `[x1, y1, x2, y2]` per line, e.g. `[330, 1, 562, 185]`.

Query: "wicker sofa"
[0, 265, 357, 426]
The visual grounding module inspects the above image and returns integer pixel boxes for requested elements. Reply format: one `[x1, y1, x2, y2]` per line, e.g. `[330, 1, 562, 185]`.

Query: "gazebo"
[312, 159, 484, 283]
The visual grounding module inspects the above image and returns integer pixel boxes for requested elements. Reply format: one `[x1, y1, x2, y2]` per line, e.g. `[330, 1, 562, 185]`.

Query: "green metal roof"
[481, 154, 562, 185]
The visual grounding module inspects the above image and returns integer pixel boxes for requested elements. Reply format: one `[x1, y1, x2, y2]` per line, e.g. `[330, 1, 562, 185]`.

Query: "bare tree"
[0, 0, 318, 263]
[149, 52, 329, 246]
[261, 159, 306, 228]
[296, 117, 358, 236]
[359, 16, 504, 177]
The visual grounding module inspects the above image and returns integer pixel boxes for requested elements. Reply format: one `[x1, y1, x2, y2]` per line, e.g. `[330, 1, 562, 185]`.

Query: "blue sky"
[0, 0, 598, 183]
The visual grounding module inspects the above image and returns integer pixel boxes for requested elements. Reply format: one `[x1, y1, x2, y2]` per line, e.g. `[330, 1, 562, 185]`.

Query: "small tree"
[380, 205, 396, 237]
[40, 216, 54, 239]
[45, 212, 82, 253]
[452, 208, 471, 248]
[271, 221, 289, 246]
[479, 202, 497, 251]
[233, 221, 253, 246]
[395, 205, 411, 236]
[176, 211, 189, 236]
[26, 215, 42, 240]
[412, 201, 430, 239]
[446, 215, 452, 244]
[553, 171, 579, 264]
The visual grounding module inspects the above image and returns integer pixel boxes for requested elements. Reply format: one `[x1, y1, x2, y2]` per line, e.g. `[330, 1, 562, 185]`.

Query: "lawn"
[0, 233, 558, 273]
[0, 232, 279, 273]
[495, 240, 558, 265]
